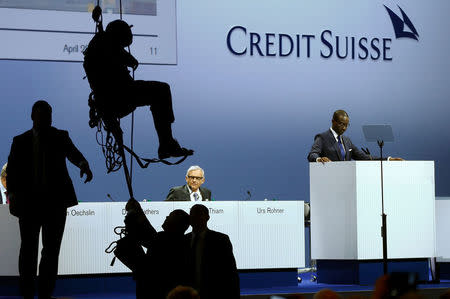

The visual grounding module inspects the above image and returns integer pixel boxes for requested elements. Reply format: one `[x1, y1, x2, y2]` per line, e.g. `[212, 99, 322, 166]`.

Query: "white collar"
[0, 183, 6, 195]
[187, 185, 201, 193]
[330, 127, 340, 141]
[187, 185, 202, 201]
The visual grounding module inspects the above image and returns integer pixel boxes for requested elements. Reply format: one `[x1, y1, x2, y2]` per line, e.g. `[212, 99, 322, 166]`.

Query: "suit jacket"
[6, 127, 88, 217]
[165, 184, 211, 201]
[141, 231, 189, 299]
[185, 229, 240, 299]
[308, 129, 371, 162]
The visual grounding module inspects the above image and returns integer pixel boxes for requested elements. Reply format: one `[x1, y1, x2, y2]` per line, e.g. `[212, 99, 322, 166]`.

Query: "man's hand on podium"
[317, 157, 331, 164]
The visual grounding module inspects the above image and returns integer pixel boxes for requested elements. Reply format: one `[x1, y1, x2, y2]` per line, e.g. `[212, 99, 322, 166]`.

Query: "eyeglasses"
[187, 176, 203, 181]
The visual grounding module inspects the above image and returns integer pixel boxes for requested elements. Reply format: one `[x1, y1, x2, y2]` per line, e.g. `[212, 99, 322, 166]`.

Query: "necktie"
[193, 193, 199, 201]
[191, 233, 199, 248]
[191, 233, 202, 288]
[5, 191, 9, 204]
[337, 136, 345, 160]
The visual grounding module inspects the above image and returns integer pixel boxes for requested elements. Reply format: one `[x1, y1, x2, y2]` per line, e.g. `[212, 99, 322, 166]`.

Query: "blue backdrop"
[1, 0, 449, 203]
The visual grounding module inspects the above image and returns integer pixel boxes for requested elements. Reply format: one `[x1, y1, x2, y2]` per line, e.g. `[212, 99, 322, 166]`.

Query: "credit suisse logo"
[226, 4, 419, 61]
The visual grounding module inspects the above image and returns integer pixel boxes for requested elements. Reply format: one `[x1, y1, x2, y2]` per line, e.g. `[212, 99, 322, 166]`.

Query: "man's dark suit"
[136, 231, 188, 299]
[7, 127, 89, 299]
[165, 184, 211, 201]
[185, 229, 240, 299]
[308, 129, 371, 162]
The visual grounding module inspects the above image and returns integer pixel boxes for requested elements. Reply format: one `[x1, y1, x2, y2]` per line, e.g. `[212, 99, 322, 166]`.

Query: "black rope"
[122, 144, 191, 167]
[130, 113, 134, 182]
[92, 104, 191, 174]
[95, 120, 123, 173]
[119, 0, 123, 20]
[130, 55, 135, 184]
[96, 0, 100, 34]
[105, 226, 127, 254]
[118, 1, 136, 187]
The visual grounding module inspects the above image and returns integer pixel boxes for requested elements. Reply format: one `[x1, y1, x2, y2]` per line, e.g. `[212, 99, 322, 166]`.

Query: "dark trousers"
[97, 80, 175, 122]
[96, 80, 175, 145]
[18, 209, 67, 299]
[130, 80, 175, 124]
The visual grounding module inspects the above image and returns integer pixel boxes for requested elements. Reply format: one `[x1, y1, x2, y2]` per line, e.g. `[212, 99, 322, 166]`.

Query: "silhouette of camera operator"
[83, 19, 193, 159]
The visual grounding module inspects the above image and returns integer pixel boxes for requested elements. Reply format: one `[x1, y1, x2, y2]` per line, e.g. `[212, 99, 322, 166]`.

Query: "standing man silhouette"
[186, 204, 239, 299]
[7, 100, 93, 299]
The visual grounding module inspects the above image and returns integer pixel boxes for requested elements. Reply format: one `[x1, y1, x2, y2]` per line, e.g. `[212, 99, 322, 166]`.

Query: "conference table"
[0, 200, 305, 275]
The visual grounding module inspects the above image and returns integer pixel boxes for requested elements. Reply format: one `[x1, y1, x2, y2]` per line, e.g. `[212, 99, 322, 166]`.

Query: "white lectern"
[310, 161, 435, 260]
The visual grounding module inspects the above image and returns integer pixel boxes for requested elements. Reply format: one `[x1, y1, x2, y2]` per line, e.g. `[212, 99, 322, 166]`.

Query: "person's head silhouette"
[31, 100, 52, 132]
[190, 204, 210, 234]
[162, 209, 190, 235]
[105, 19, 133, 47]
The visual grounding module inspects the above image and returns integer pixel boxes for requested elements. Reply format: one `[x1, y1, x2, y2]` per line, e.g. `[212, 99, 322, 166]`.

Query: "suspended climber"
[83, 17, 193, 160]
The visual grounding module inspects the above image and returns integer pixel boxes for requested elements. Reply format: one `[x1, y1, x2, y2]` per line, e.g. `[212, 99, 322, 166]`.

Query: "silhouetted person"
[6, 100, 93, 299]
[165, 165, 211, 201]
[166, 286, 200, 299]
[186, 204, 240, 299]
[372, 273, 421, 299]
[1, 163, 8, 204]
[135, 209, 191, 299]
[307, 110, 402, 162]
[83, 19, 193, 159]
[440, 289, 450, 299]
[314, 288, 341, 299]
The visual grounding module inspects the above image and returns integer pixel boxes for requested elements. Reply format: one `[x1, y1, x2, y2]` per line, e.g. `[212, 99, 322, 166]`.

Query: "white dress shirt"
[0, 183, 7, 204]
[188, 186, 203, 201]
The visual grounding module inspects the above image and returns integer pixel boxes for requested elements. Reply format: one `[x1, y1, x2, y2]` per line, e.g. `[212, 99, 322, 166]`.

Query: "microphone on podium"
[361, 147, 371, 155]
[361, 147, 373, 160]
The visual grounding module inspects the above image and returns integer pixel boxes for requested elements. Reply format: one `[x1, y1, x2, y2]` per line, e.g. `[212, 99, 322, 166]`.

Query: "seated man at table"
[165, 165, 211, 201]
[307, 110, 402, 163]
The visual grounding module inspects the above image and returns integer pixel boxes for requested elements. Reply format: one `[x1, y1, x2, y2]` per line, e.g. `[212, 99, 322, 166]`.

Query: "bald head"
[331, 110, 349, 136]
[332, 110, 348, 121]
[314, 288, 341, 299]
[166, 285, 200, 299]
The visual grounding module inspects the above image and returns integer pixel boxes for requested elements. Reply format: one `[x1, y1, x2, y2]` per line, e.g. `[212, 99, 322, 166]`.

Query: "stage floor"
[1, 274, 450, 299]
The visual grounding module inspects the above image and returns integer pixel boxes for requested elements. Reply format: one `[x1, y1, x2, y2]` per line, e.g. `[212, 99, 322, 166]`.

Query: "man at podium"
[307, 110, 402, 162]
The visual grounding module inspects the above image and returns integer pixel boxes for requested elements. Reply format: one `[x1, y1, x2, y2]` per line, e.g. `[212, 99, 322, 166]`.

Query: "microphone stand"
[246, 191, 252, 201]
[378, 139, 388, 275]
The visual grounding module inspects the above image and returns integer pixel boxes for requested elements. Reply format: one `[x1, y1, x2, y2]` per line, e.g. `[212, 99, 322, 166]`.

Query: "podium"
[310, 161, 436, 284]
